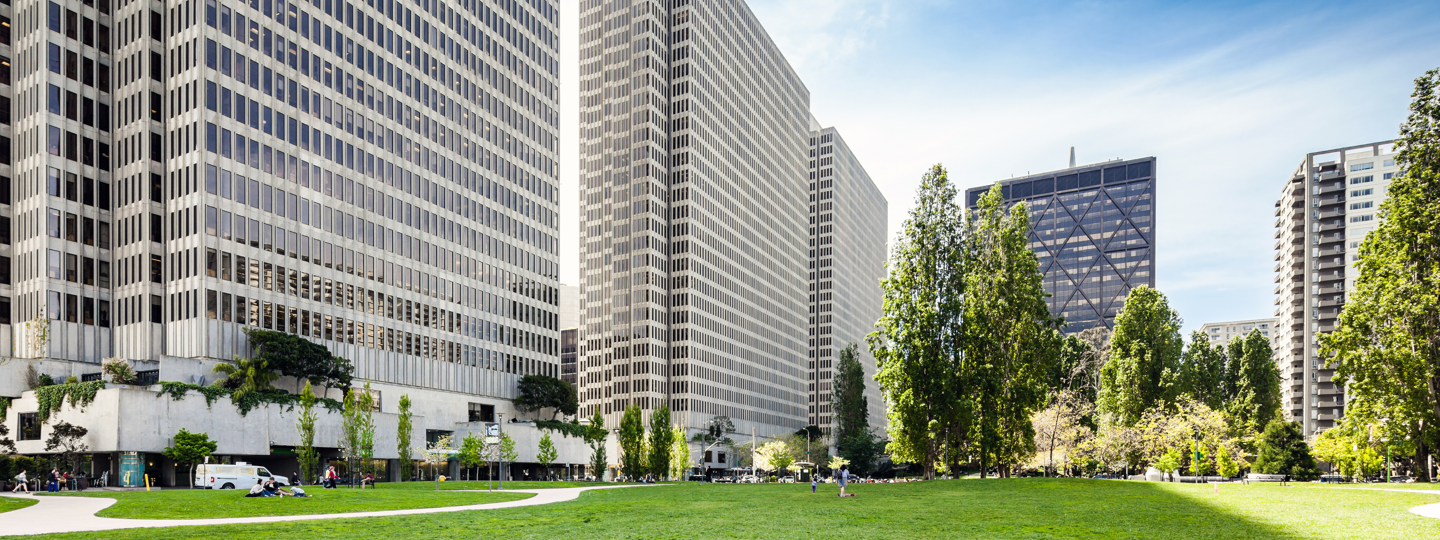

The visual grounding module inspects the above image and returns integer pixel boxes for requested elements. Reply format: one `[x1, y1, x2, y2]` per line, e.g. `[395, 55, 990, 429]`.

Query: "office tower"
[965, 157, 1157, 333]
[807, 124, 886, 435]
[1198, 318, 1277, 346]
[12, 1, 115, 362]
[577, 0, 814, 436]
[18, 0, 563, 397]
[1273, 141, 1398, 436]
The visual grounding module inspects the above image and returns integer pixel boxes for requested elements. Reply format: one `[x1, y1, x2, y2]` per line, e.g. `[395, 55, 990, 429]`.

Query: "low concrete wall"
[5, 386, 421, 459]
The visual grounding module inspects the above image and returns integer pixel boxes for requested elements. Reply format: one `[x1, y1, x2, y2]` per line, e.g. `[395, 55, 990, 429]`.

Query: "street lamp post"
[498, 413, 504, 490]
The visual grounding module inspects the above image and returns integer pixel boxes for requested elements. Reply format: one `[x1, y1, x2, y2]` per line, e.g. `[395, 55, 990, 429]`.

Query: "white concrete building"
[807, 123, 887, 437]
[1, 0, 585, 486]
[1197, 318, 1277, 347]
[1273, 141, 1398, 436]
[575, 0, 885, 454]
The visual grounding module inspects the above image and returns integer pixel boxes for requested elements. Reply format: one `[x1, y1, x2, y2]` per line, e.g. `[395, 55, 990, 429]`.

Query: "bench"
[1246, 474, 1288, 483]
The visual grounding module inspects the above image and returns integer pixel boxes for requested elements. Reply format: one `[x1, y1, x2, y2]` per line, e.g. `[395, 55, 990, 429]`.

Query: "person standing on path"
[47, 469, 58, 493]
[11, 470, 27, 493]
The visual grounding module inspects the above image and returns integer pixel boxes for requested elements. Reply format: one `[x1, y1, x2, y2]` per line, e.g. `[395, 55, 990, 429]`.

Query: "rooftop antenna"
[1069, 147, 1076, 168]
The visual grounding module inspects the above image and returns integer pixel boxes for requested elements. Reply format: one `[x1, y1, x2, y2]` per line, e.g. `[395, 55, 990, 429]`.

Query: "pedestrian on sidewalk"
[10, 470, 27, 493]
[46, 469, 58, 493]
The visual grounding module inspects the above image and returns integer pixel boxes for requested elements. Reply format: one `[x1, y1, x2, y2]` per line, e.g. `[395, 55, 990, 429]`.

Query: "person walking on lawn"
[838, 465, 854, 497]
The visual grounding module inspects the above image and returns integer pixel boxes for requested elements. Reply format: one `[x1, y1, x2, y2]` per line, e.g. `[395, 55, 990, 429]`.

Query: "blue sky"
[559, 0, 1440, 333]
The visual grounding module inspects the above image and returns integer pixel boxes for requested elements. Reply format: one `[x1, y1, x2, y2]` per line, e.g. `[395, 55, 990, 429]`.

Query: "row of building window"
[45, 290, 109, 327]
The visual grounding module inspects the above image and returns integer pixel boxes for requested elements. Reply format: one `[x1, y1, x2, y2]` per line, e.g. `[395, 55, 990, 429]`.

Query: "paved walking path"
[0, 485, 654, 536]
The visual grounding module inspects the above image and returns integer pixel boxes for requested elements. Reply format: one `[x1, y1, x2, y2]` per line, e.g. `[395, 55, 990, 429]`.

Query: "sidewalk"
[0, 485, 656, 536]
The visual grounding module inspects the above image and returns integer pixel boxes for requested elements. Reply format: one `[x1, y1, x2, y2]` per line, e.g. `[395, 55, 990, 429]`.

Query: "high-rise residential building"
[1273, 141, 1398, 436]
[1198, 318, 1277, 347]
[807, 123, 886, 436]
[965, 157, 1157, 333]
[3, 0, 586, 486]
[578, 0, 873, 439]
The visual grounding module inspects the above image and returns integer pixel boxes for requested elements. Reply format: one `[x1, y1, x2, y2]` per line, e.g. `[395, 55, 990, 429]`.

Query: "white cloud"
[745, 0, 896, 75]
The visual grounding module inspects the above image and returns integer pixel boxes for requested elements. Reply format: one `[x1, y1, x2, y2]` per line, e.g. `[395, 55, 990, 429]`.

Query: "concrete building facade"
[1273, 141, 1398, 436]
[807, 123, 886, 436]
[1198, 318, 1277, 347]
[2, 0, 578, 485]
[965, 157, 1157, 333]
[576, 0, 885, 445]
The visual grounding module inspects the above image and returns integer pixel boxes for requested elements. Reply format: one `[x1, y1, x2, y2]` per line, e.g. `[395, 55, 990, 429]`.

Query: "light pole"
[497, 413, 504, 490]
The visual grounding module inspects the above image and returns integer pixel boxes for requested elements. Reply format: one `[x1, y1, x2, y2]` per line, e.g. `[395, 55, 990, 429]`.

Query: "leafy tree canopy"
[1253, 420, 1320, 480]
[513, 375, 578, 420]
[246, 329, 353, 392]
[1319, 68, 1440, 482]
[1099, 286, 1184, 426]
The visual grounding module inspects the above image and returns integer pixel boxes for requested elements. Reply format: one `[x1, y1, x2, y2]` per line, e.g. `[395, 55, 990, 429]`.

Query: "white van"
[194, 462, 290, 490]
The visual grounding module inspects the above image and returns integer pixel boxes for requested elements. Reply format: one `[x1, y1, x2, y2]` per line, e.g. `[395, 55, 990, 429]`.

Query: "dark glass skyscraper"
[966, 157, 1156, 333]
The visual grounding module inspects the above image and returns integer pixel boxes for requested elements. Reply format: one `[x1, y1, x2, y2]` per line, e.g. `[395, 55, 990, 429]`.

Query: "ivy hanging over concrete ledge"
[35, 381, 106, 423]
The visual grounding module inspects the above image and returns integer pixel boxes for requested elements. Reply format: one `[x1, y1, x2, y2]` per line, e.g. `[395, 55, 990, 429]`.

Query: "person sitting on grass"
[291, 486, 309, 497]
[246, 480, 266, 498]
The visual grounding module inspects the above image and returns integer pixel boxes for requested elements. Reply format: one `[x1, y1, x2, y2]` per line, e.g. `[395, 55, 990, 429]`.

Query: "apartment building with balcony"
[1273, 141, 1398, 436]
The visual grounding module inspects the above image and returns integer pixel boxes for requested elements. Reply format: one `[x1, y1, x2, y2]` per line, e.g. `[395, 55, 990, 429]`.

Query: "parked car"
[779, 476, 795, 484]
[195, 463, 289, 490]
[687, 474, 709, 482]
[738, 474, 760, 484]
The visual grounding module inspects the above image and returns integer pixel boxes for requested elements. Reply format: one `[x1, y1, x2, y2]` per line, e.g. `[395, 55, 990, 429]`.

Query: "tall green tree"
[869, 164, 966, 480]
[832, 343, 879, 474]
[1320, 69, 1440, 482]
[648, 406, 674, 480]
[162, 428, 216, 488]
[536, 432, 558, 480]
[1179, 331, 1227, 410]
[397, 394, 414, 481]
[961, 183, 1061, 478]
[584, 409, 608, 480]
[618, 404, 646, 479]
[297, 382, 319, 484]
[458, 433, 485, 480]
[1098, 286, 1184, 426]
[1225, 330, 1282, 434]
[341, 383, 376, 486]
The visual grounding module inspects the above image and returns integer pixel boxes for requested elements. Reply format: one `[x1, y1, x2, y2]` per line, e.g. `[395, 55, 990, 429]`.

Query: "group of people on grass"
[246, 478, 307, 498]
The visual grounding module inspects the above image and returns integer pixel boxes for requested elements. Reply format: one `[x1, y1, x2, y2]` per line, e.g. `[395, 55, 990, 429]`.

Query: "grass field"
[0, 497, 36, 514]
[40, 487, 530, 519]
[386, 480, 644, 491]
[8, 478, 1440, 539]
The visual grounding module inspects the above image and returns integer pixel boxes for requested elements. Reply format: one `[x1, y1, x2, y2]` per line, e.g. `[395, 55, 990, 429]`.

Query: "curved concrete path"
[0, 485, 655, 536]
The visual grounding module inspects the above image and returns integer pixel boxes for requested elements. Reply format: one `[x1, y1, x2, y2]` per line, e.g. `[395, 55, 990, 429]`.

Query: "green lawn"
[386, 480, 646, 491]
[0, 497, 36, 514]
[12, 479, 1440, 539]
[40, 486, 530, 519]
